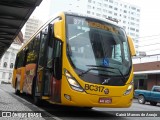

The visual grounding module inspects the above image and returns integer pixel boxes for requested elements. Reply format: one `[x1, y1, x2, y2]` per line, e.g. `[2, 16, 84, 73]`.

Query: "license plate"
[99, 98, 112, 104]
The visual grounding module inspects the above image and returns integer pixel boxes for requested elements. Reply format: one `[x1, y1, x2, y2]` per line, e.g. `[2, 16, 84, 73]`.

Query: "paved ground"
[0, 84, 59, 120]
[0, 84, 160, 120]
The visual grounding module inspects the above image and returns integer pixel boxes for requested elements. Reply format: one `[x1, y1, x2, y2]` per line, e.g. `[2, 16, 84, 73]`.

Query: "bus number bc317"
[84, 84, 104, 92]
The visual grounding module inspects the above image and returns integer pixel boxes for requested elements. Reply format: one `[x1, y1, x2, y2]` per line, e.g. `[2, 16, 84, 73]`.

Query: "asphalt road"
[0, 84, 160, 120]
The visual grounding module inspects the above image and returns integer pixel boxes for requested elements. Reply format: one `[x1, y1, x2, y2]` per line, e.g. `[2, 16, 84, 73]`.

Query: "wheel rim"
[138, 96, 144, 103]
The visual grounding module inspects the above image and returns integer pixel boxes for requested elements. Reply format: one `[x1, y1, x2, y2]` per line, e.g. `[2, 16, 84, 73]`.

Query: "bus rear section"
[12, 12, 135, 108]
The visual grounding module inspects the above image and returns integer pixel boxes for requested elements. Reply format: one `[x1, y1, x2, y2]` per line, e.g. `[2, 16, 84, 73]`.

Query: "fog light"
[64, 94, 71, 101]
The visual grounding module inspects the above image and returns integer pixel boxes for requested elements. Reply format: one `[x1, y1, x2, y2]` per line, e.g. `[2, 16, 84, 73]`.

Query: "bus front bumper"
[61, 92, 133, 108]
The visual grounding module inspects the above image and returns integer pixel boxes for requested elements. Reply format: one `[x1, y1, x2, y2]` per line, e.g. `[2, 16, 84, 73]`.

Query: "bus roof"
[18, 11, 123, 54]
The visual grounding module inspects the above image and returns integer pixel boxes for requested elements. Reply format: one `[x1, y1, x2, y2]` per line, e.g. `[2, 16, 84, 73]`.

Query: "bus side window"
[15, 55, 19, 69]
[17, 51, 24, 68]
[26, 41, 33, 64]
[31, 36, 40, 64]
[34, 34, 41, 59]
[53, 39, 62, 80]
[46, 24, 54, 68]
[39, 27, 48, 66]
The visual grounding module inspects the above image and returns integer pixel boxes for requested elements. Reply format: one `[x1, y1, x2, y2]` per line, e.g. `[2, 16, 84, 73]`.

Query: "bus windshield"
[66, 15, 131, 78]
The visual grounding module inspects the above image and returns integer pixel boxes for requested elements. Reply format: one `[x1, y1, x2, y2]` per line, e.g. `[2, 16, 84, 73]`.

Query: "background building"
[49, 0, 141, 51]
[24, 16, 42, 43]
[0, 32, 23, 84]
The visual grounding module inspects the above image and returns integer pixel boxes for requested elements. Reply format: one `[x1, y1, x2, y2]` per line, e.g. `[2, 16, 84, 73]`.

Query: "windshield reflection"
[66, 15, 131, 76]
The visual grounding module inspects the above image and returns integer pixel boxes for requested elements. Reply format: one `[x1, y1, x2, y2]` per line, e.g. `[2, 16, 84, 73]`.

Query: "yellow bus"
[12, 12, 136, 108]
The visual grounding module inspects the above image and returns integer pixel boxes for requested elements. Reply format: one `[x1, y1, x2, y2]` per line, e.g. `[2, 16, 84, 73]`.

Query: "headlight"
[65, 69, 84, 92]
[124, 80, 133, 95]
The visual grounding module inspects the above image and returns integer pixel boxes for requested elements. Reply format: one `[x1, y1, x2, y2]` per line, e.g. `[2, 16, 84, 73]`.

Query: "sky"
[30, 0, 160, 54]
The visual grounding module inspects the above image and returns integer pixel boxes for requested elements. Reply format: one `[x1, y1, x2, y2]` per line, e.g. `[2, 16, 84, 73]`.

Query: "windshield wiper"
[78, 68, 114, 77]
[86, 65, 126, 84]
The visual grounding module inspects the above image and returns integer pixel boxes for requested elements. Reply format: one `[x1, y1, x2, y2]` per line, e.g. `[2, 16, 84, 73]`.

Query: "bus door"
[50, 39, 62, 103]
[36, 25, 53, 98]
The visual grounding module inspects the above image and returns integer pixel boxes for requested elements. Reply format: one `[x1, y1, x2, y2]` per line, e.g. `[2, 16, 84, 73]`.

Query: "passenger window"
[153, 87, 160, 92]
[17, 51, 25, 68]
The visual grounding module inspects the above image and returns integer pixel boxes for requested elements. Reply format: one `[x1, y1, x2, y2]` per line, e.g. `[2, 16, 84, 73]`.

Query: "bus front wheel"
[15, 80, 20, 95]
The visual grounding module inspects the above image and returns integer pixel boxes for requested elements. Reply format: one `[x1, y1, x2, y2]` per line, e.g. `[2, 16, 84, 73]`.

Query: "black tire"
[15, 80, 20, 95]
[83, 107, 92, 109]
[138, 95, 145, 104]
[150, 102, 157, 106]
[32, 79, 42, 106]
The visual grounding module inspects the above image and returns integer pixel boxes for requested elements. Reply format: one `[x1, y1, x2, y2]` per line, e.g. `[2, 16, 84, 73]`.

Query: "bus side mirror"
[127, 36, 136, 56]
[54, 20, 63, 40]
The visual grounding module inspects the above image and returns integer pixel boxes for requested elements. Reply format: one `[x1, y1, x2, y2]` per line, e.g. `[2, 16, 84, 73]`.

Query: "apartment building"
[49, 0, 140, 50]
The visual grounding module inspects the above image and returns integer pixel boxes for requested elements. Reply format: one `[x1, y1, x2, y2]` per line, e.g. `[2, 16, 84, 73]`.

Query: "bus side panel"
[12, 69, 17, 88]
[20, 67, 26, 93]
[50, 77, 61, 103]
[13, 67, 23, 91]
[23, 64, 36, 94]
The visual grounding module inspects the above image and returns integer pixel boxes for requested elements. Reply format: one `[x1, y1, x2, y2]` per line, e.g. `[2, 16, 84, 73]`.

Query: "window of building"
[131, 17, 134, 20]
[103, 15, 107, 18]
[130, 22, 135, 25]
[131, 7, 136, 10]
[108, 16, 112, 19]
[109, 0, 113, 3]
[11, 53, 15, 59]
[131, 12, 136, 15]
[114, 13, 117, 16]
[8, 73, 12, 80]
[10, 63, 14, 68]
[108, 11, 112, 14]
[130, 27, 135, 31]
[130, 32, 135, 36]
[4, 52, 9, 59]
[104, 4, 107, 7]
[96, 13, 101, 17]
[124, 10, 127, 13]
[88, 0, 92, 3]
[123, 26, 126, 29]
[87, 5, 91, 9]
[114, 7, 118, 10]
[97, 8, 101, 11]
[115, 2, 118, 5]
[109, 5, 112, 8]
[2, 72, 5, 79]
[123, 15, 126, 18]
[137, 9, 140, 12]
[87, 11, 91, 14]
[136, 34, 139, 37]
[3, 62, 7, 68]
[136, 29, 139, 32]
[98, 2, 101, 6]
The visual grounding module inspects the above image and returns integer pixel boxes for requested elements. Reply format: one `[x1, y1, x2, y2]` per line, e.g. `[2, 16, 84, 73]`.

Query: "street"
[0, 84, 160, 120]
